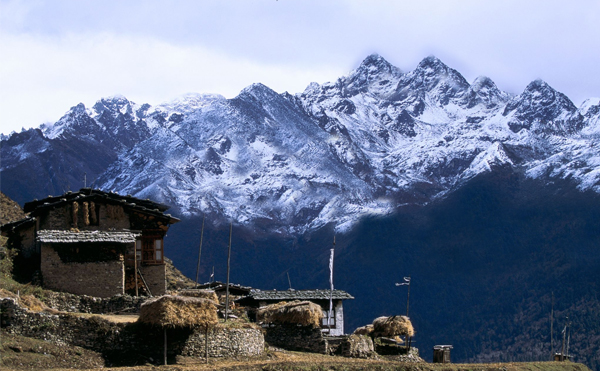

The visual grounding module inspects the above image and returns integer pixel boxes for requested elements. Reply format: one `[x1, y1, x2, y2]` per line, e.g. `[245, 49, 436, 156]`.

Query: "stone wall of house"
[264, 324, 328, 354]
[139, 264, 166, 296]
[40, 206, 71, 230]
[41, 245, 125, 298]
[16, 224, 37, 258]
[98, 204, 130, 230]
[0, 297, 264, 366]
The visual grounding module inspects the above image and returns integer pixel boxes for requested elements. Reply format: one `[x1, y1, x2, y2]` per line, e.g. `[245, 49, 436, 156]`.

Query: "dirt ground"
[71, 312, 139, 323]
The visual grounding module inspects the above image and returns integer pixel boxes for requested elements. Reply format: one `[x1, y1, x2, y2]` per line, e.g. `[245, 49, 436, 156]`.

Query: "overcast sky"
[1, 0, 599, 135]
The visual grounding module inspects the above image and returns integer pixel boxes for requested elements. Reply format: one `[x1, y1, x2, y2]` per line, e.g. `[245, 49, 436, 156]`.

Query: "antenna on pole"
[395, 276, 412, 317]
[195, 215, 205, 285]
[84, 172, 87, 188]
[224, 221, 232, 322]
[287, 271, 292, 290]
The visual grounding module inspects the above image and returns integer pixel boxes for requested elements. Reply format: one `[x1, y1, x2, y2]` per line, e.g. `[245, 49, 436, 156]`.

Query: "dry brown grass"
[0, 289, 47, 312]
[177, 289, 219, 302]
[138, 295, 218, 328]
[353, 324, 374, 336]
[372, 315, 415, 337]
[257, 300, 323, 327]
[0, 192, 26, 225]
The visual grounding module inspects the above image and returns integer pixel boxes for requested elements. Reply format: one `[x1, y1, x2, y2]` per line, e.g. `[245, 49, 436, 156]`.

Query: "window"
[141, 233, 164, 265]
[321, 310, 336, 327]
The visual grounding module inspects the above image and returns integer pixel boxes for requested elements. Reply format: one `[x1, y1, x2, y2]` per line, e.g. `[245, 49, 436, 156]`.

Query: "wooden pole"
[163, 328, 167, 365]
[566, 321, 571, 358]
[225, 222, 232, 322]
[561, 318, 567, 361]
[134, 242, 139, 297]
[406, 277, 411, 351]
[205, 325, 209, 364]
[328, 235, 335, 333]
[406, 276, 411, 318]
[550, 292, 554, 359]
[195, 215, 205, 285]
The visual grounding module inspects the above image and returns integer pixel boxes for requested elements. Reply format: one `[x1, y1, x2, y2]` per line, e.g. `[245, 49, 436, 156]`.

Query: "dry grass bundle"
[72, 202, 79, 227]
[353, 324, 374, 336]
[0, 289, 47, 312]
[372, 315, 414, 337]
[138, 295, 218, 328]
[257, 300, 323, 327]
[0, 288, 18, 300]
[177, 289, 219, 303]
[19, 295, 46, 312]
[83, 202, 90, 226]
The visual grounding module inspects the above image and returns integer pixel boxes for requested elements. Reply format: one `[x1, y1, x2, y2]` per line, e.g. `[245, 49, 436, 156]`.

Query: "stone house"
[1, 188, 179, 298]
[237, 289, 354, 336]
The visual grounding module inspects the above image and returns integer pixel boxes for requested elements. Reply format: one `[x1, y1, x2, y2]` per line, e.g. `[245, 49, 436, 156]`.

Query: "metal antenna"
[395, 276, 412, 317]
[287, 271, 292, 290]
[84, 172, 87, 188]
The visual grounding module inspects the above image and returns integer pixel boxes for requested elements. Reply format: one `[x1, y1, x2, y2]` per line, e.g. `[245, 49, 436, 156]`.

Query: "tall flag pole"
[195, 215, 205, 285]
[328, 235, 335, 332]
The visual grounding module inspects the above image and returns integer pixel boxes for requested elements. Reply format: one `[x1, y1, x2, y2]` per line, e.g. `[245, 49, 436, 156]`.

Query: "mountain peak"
[354, 53, 402, 77]
[238, 83, 281, 102]
[338, 54, 402, 98]
[415, 55, 448, 72]
[519, 79, 577, 113]
[359, 53, 391, 68]
[471, 76, 495, 90]
[93, 95, 134, 117]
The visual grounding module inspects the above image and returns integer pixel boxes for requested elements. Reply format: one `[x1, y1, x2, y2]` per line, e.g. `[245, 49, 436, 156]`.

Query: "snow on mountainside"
[2, 54, 599, 233]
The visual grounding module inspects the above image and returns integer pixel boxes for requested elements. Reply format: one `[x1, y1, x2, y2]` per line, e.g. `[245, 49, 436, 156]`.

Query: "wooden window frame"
[321, 309, 336, 328]
[140, 232, 164, 265]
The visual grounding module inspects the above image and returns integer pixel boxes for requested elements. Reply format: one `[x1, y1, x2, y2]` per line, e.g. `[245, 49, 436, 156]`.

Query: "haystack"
[372, 315, 414, 337]
[138, 295, 218, 328]
[257, 300, 323, 327]
[353, 324, 374, 336]
[177, 289, 219, 303]
[138, 295, 219, 365]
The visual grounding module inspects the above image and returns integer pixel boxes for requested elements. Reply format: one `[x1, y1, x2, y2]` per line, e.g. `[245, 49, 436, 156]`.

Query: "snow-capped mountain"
[2, 54, 599, 233]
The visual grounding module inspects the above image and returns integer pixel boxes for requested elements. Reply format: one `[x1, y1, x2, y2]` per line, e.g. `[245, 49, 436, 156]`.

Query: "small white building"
[237, 289, 354, 336]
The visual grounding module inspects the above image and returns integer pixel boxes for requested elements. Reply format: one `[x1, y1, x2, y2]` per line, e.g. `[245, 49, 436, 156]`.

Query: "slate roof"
[0, 216, 36, 233]
[22, 188, 179, 224]
[196, 281, 253, 295]
[245, 289, 354, 301]
[37, 230, 140, 244]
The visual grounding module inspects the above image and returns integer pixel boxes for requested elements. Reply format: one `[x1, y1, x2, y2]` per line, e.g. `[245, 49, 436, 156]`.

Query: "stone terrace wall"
[264, 324, 328, 354]
[42, 291, 146, 314]
[41, 245, 124, 298]
[1, 298, 264, 365]
[180, 326, 264, 358]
